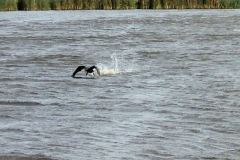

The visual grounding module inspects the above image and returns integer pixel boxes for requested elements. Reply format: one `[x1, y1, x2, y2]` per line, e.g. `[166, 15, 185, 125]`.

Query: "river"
[0, 10, 240, 160]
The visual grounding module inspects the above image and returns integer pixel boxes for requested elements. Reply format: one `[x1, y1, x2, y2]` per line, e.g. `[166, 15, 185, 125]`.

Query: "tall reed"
[17, 0, 50, 10]
[0, 0, 240, 11]
[0, 0, 18, 11]
[219, 0, 240, 8]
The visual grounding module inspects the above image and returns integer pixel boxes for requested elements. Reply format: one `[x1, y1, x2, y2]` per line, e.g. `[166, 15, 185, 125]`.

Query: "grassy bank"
[0, 0, 240, 11]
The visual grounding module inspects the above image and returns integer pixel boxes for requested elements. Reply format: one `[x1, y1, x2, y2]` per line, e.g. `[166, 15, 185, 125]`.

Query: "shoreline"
[0, 0, 240, 11]
[1, 8, 240, 12]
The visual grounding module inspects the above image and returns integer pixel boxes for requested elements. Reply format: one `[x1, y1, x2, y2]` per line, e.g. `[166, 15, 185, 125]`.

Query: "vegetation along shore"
[0, 0, 240, 11]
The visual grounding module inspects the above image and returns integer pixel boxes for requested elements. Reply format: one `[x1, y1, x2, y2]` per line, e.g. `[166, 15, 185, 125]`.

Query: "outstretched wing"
[72, 66, 85, 77]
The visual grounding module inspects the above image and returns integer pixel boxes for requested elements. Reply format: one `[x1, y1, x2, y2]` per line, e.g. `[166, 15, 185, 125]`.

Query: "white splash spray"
[97, 53, 120, 76]
[97, 53, 138, 76]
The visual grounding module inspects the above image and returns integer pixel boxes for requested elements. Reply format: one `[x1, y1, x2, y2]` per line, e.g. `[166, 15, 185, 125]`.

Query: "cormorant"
[72, 65, 100, 78]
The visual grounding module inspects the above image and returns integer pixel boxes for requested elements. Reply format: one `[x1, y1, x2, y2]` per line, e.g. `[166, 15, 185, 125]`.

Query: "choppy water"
[0, 10, 240, 160]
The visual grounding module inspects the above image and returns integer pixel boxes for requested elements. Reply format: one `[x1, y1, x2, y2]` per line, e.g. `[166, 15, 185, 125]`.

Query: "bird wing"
[72, 66, 86, 77]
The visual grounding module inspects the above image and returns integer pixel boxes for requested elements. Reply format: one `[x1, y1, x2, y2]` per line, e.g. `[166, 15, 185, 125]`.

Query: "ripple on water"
[0, 101, 43, 106]
[0, 155, 54, 160]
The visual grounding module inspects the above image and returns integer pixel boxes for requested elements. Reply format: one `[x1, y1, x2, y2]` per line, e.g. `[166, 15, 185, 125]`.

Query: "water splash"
[97, 53, 120, 76]
[97, 53, 139, 76]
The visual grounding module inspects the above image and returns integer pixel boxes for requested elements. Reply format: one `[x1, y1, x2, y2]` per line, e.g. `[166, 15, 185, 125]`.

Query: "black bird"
[72, 65, 100, 78]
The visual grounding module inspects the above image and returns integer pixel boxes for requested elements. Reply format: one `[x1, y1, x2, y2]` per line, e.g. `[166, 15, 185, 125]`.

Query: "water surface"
[0, 10, 240, 160]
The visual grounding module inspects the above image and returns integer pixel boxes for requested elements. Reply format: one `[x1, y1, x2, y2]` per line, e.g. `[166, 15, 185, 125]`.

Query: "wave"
[234, 29, 240, 32]
[0, 155, 54, 160]
[0, 100, 42, 106]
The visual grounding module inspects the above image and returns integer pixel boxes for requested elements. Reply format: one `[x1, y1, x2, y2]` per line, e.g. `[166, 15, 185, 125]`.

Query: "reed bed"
[0, 0, 240, 11]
